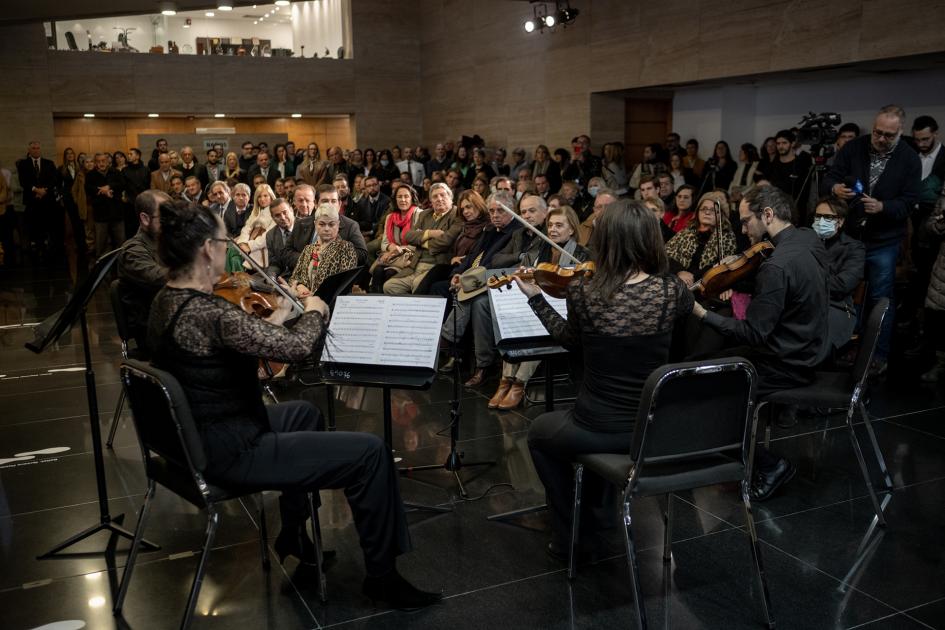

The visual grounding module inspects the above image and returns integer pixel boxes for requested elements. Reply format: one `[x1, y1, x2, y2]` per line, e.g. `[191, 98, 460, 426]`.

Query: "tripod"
[401, 291, 494, 498]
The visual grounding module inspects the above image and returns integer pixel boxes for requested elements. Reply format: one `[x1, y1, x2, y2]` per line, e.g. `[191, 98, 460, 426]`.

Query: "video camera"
[796, 112, 842, 163]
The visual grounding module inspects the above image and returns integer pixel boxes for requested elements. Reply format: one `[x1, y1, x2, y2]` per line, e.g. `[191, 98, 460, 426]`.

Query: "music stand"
[26, 249, 159, 558]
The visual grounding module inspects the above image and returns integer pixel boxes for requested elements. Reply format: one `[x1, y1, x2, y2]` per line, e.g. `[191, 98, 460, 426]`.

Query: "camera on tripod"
[796, 111, 842, 163]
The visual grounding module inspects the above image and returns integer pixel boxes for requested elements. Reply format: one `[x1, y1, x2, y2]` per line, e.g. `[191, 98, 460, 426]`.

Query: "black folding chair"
[105, 279, 148, 448]
[569, 357, 774, 630]
[114, 360, 325, 630]
[762, 298, 893, 526]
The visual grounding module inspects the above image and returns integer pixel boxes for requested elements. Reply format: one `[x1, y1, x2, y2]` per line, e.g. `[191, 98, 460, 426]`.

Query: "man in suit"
[182, 176, 204, 206]
[85, 152, 126, 259]
[271, 183, 367, 277]
[348, 175, 390, 238]
[222, 182, 253, 237]
[149, 153, 181, 193]
[178, 146, 207, 188]
[246, 150, 279, 188]
[203, 149, 224, 186]
[147, 138, 168, 172]
[16, 140, 61, 258]
[396, 147, 425, 187]
[264, 197, 295, 277]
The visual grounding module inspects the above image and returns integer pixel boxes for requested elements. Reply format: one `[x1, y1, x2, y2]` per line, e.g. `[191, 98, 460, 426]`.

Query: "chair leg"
[845, 405, 887, 527]
[621, 495, 647, 630]
[857, 400, 893, 491]
[758, 401, 771, 450]
[182, 508, 220, 630]
[105, 388, 125, 449]
[306, 493, 327, 602]
[662, 494, 673, 562]
[325, 384, 336, 432]
[568, 464, 584, 580]
[113, 481, 155, 614]
[741, 481, 776, 630]
[258, 494, 270, 572]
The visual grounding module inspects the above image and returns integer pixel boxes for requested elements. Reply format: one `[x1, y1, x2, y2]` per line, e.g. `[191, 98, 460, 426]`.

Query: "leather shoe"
[362, 569, 442, 611]
[488, 377, 514, 408]
[438, 357, 456, 374]
[497, 380, 525, 410]
[464, 369, 486, 388]
[750, 458, 796, 502]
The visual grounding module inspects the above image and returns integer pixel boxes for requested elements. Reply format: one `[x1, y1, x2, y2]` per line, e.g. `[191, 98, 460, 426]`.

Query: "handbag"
[370, 245, 418, 274]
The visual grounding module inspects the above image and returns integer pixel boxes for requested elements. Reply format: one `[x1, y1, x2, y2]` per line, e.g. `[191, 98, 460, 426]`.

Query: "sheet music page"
[489, 287, 568, 341]
[321, 295, 446, 369]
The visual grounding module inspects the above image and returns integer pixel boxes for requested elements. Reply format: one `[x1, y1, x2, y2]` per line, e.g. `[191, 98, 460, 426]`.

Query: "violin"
[213, 271, 287, 379]
[488, 261, 596, 299]
[688, 241, 774, 298]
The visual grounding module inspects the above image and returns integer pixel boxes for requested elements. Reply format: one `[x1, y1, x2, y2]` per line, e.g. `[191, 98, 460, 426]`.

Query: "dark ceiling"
[0, 1, 259, 25]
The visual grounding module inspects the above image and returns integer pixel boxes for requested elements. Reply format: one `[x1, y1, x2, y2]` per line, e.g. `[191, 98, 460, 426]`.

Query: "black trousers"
[210, 401, 411, 576]
[527, 409, 633, 542]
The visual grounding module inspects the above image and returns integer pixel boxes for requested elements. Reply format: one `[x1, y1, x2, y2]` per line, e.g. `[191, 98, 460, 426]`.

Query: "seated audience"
[290, 203, 358, 297]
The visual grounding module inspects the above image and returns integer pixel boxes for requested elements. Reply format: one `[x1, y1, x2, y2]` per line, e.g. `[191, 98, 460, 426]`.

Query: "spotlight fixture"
[217, 1, 233, 11]
[523, 1, 579, 34]
[148, 113, 160, 118]
[83, 113, 95, 118]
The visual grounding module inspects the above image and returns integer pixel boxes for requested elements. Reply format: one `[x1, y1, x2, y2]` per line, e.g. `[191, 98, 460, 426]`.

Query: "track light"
[524, 19, 536, 33]
[523, 1, 579, 34]
[543, 14, 556, 27]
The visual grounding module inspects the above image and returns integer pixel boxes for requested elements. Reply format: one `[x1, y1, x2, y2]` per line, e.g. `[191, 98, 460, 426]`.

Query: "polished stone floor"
[1, 262, 944, 630]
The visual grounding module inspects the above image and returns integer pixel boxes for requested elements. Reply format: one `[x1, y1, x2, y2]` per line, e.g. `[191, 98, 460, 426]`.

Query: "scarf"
[454, 215, 489, 259]
[386, 205, 417, 246]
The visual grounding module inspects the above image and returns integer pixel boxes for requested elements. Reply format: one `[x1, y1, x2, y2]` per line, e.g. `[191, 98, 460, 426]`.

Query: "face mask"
[380, 159, 389, 167]
[588, 186, 600, 198]
[812, 216, 838, 239]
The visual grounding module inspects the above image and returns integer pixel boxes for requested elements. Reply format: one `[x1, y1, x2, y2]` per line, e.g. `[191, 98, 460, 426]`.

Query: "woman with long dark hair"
[705, 141, 737, 191]
[147, 200, 440, 609]
[513, 199, 694, 559]
[729, 143, 760, 202]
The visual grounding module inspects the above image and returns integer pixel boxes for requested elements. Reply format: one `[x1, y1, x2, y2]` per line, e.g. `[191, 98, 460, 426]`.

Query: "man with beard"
[117, 190, 169, 346]
[767, 129, 814, 224]
[203, 148, 224, 185]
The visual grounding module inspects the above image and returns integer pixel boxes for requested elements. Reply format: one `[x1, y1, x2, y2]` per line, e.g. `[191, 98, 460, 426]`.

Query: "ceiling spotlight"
[524, 19, 536, 33]
[543, 14, 556, 27]
[557, 5, 580, 25]
[291, 113, 302, 118]
[161, 9, 176, 16]
[253, 20, 258, 24]
[214, 113, 225, 118]
[205, 11, 214, 17]
[217, 1, 233, 11]
[275, 0, 290, 6]
[83, 113, 95, 118]
[148, 113, 160, 118]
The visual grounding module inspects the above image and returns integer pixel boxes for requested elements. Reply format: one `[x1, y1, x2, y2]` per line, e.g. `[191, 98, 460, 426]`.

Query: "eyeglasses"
[813, 214, 838, 221]
[208, 237, 229, 244]
[871, 128, 898, 141]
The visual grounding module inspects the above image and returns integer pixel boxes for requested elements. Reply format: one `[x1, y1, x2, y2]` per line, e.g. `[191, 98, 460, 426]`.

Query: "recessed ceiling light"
[275, 0, 290, 6]
[217, 1, 233, 11]
[291, 113, 302, 118]
[83, 113, 95, 118]
[205, 11, 214, 17]
[161, 9, 176, 16]
[214, 113, 226, 118]
[253, 20, 258, 24]
[148, 113, 159, 118]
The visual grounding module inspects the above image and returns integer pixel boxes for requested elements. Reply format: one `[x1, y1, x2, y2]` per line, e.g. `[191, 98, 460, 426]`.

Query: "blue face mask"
[380, 159, 389, 167]
[587, 186, 600, 198]
[812, 216, 838, 239]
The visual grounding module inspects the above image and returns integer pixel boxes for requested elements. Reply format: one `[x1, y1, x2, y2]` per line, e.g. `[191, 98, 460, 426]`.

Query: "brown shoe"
[497, 380, 525, 410]
[464, 369, 486, 388]
[488, 377, 514, 408]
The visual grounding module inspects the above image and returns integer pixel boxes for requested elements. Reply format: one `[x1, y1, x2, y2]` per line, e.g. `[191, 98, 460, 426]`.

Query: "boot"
[921, 351, 945, 382]
[488, 377, 514, 408]
[464, 368, 486, 387]
[497, 379, 525, 410]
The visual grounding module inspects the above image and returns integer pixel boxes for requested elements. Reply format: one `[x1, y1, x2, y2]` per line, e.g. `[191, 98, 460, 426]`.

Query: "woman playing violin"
[147, 200, 440, 610]
[489, 206, 590, 410]
[513, 200, 693, 559]
[665, 190, 738, 291]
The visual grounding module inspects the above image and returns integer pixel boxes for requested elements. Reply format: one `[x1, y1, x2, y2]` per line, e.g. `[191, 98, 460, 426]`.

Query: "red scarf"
[386, 205, 417, 246]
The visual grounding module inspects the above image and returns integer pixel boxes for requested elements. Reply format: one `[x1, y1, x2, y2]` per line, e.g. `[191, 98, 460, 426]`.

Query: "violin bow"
[494, 200, 582, 266]
[226, 237, 306, 315]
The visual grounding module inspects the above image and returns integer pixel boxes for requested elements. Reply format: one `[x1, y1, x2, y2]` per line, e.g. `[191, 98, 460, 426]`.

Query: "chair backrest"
[315, 266, 363, 309]
[120, 359, 210, 506]
[109, 279, 133, 345]
[630, 357, 758, 471]
[852, 298, 889, 388]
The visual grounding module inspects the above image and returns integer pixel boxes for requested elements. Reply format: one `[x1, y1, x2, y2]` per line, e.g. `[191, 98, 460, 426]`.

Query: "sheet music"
[321, 295, 446, 369]
[489, 287, 567, 341]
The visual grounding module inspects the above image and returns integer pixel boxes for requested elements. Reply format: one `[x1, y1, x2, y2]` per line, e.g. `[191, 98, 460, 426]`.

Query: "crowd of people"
[3, 105, 943, 597]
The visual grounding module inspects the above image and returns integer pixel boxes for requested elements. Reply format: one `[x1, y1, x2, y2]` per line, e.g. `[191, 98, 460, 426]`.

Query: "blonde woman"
[223, 151, 245, 183]
[236, 183, 276, 267]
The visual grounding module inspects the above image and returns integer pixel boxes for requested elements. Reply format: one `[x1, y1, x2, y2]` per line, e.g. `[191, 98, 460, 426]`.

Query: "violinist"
[489, 206, 590, 410]
[513, 200, 693, 560]
[665, 191, 738, 290]
[692, 185, 830, 501]
[147, 200, 441, 610]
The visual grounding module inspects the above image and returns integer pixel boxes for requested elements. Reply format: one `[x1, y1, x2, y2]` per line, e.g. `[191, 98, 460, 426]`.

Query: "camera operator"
[822, 104, 922, 373]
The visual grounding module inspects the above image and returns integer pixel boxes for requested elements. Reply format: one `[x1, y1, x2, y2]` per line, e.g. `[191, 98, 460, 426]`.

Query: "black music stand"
[26, 249, 159, 558]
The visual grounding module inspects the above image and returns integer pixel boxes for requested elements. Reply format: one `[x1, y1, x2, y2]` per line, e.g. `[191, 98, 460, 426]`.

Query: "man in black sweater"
[822, 105, 922, 369]
[694, 185, 830, 500]
[85, 153, 126, 259]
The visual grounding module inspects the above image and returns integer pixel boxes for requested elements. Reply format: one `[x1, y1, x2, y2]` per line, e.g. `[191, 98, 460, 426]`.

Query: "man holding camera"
[823, 105, 922, 373]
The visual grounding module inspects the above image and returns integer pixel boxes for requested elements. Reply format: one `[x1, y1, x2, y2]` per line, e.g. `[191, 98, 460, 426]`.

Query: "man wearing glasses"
[823, 105, 922, 374]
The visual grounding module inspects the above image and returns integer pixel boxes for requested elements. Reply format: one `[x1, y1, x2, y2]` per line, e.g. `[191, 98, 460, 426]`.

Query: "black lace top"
[528, 274, 694, 433]
[148, 287, 325, 477]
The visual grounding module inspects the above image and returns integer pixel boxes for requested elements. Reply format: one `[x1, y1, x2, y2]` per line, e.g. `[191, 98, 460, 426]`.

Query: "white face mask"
[812, 216, 838, 239]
